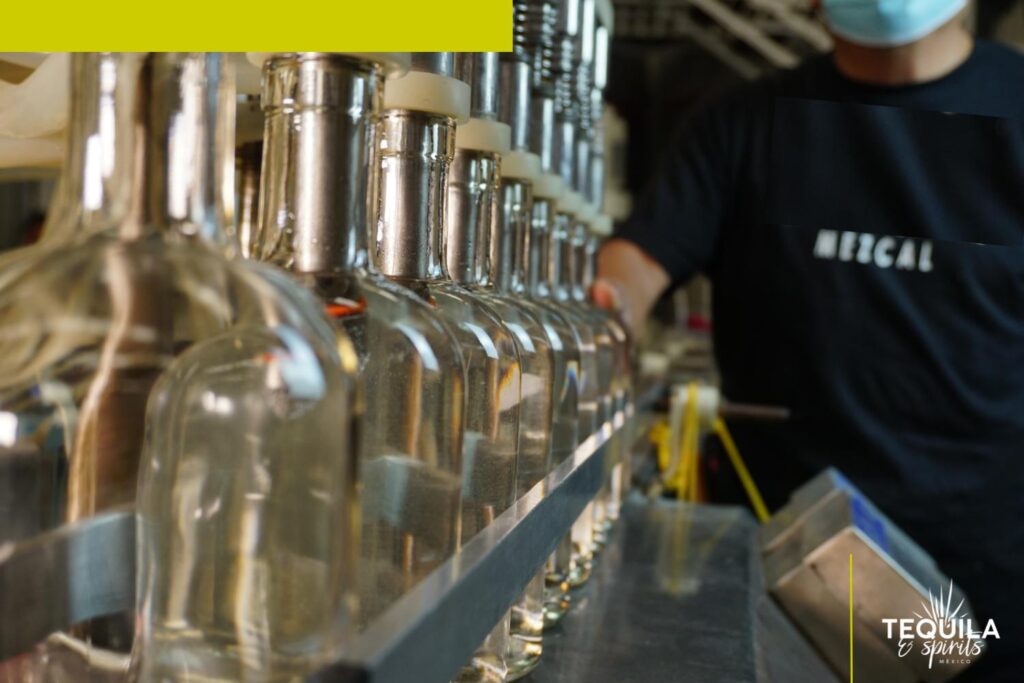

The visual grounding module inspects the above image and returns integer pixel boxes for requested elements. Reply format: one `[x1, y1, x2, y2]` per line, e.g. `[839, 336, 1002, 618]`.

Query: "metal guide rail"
[0, 404, 648, 682]
[313, 411, 626, 683]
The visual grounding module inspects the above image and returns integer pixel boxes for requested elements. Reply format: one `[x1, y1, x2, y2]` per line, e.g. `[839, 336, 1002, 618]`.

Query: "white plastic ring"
[383, 71, 471, 123]
[501, 151, 542, 181]
[532, 173, 565, 201]
[455, 118, 512, 155]
[557, 190, 584, 216]
[592, 213, 614, 236]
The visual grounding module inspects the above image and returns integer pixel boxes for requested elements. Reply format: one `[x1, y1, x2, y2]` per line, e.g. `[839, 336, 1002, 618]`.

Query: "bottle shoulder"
[0, 235, 347, 388]
[310, 270, 467, 372]
[427, 282, 521, 363]
[474, 291, 554, 359]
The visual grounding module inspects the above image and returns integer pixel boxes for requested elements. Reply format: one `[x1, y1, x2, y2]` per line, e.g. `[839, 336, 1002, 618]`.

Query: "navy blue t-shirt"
[618, 41, 1024, 680]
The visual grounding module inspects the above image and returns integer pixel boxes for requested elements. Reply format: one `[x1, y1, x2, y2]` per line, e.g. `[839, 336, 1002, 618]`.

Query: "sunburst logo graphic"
[913, 580, 965, 629]
[882, 581, 999, 670]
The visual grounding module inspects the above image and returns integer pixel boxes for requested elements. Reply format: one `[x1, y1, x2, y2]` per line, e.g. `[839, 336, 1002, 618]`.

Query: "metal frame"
[0, 509, 135, 661]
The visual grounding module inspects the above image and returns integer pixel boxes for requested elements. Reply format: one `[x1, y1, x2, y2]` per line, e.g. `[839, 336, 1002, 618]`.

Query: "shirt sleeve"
[614, 99, 737, 286]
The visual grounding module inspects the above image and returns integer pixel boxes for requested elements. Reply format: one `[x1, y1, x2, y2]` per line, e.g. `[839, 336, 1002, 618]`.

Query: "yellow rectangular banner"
[2, 0, 512, 52]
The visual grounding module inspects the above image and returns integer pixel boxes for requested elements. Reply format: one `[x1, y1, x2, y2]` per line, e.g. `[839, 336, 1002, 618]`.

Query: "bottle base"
[454, 656, 509, 683]
[505, 647, 542, 682]
[567, 560, 592, 589]
[541, 585, 571, 629]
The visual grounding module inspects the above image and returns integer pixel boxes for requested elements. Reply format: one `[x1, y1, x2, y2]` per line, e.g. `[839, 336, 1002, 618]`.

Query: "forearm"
[596, 238, 671, 335]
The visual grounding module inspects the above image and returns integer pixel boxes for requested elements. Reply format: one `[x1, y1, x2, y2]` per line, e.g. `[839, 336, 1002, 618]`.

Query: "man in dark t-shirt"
[597, 2, 1023, 680]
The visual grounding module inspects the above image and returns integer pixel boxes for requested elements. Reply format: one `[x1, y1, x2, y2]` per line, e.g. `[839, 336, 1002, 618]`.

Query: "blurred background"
[0, 2, 1021, 298]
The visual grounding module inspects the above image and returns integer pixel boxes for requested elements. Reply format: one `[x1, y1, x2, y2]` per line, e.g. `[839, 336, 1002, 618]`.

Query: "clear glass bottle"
[491, 158, 562, 678]
[528, 20, 607, 586]
[251, 52, 468, 631]
[0, 50, 153, 683]
[570, 209, 633, 540]
[0, 51, 222, 290]
[516, 40, 588, 624]
[499, 44, 587, 668]
[0, 53, 360, 683]
[448, 52, 558, 681]
[376, 56, 523, 683]
[526, 180, 594, 613]
[591, 216, 635, 525]
[550, 191, 614, 586]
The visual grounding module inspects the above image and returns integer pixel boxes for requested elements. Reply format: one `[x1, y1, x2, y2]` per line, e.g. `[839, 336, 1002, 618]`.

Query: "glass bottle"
[499, 46, 586, 669]
[517, 35, 587, 623]
[494, 157, 569, 678]
[251, 52, 468, 631]
[0, 53, 360, 683]
[0, 52, 214, 290]
[570, 207, 633, 542]
[375, 55, 523, 683]
[526, 179, 593, 614]
[576, 2, 630, 538]
[550, 191, 614, 586]
[234, 137, 262, 259]
[0, 49, 154, 683]
[590, 214, 634, 524]
[449, 52, 557, 682]
[527, 11, 608, 586]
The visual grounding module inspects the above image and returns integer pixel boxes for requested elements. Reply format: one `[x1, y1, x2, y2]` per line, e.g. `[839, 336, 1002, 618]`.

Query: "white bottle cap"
[604, 188, 632, 221]
[556, 190, 584, 216]
[592, 214, 613, 236]
[501, 151, 542, 181]
[532, 173, 565, 201]
[383, 70, 471, 123]
[455, 118, 512, 155]
[576, 201, 599, 226]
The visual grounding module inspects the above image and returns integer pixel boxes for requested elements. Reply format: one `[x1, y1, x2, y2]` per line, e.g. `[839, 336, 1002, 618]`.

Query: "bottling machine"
[0, 2, 988, 682]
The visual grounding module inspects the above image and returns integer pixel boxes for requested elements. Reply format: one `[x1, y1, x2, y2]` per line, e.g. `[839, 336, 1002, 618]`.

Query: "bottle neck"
[498, 58, 531, 151]
[468, 52, 500, 120]
[554, 113, 577, 190]
[138, 53, 233, 245]
[258, 54, 381, 274]
[445, 147, 499, 287]
[492, 176, 531, 294]
[570, 221, 589, 302]
[548, 209, 575, 301]
[236, 140, 262, 259]
[373, 109, 454, 282]
[45, 53, 232, 248]
[529, 91, 556, 173]
[43, 53, 138, 243]
[582, 230, 599, 293]
[528, 197, 554, 298]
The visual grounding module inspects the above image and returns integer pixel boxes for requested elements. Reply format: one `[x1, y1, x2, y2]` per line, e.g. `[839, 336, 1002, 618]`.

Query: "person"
[595, 1, 1024, 680]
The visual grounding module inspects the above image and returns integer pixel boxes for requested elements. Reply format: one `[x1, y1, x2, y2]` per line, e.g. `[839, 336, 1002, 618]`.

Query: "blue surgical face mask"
[822, 0, 967, 47]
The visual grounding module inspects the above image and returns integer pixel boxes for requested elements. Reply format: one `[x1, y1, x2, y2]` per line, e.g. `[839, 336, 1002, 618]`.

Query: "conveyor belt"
[527, 499, 838, 683]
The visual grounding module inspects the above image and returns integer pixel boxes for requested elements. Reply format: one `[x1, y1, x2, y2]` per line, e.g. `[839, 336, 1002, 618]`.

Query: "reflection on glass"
[0, 53, 359, 682]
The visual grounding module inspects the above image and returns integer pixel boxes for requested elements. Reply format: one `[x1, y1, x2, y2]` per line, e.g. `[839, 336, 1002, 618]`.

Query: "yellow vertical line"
[849, 553, 854, 683]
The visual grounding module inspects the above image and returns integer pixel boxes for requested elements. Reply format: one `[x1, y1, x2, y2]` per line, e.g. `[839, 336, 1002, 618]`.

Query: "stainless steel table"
[526, 499, 838, 683]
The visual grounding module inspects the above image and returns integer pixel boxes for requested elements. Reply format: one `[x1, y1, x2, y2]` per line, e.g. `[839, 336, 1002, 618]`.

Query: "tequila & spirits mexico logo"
[881, 581, 999, 669]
